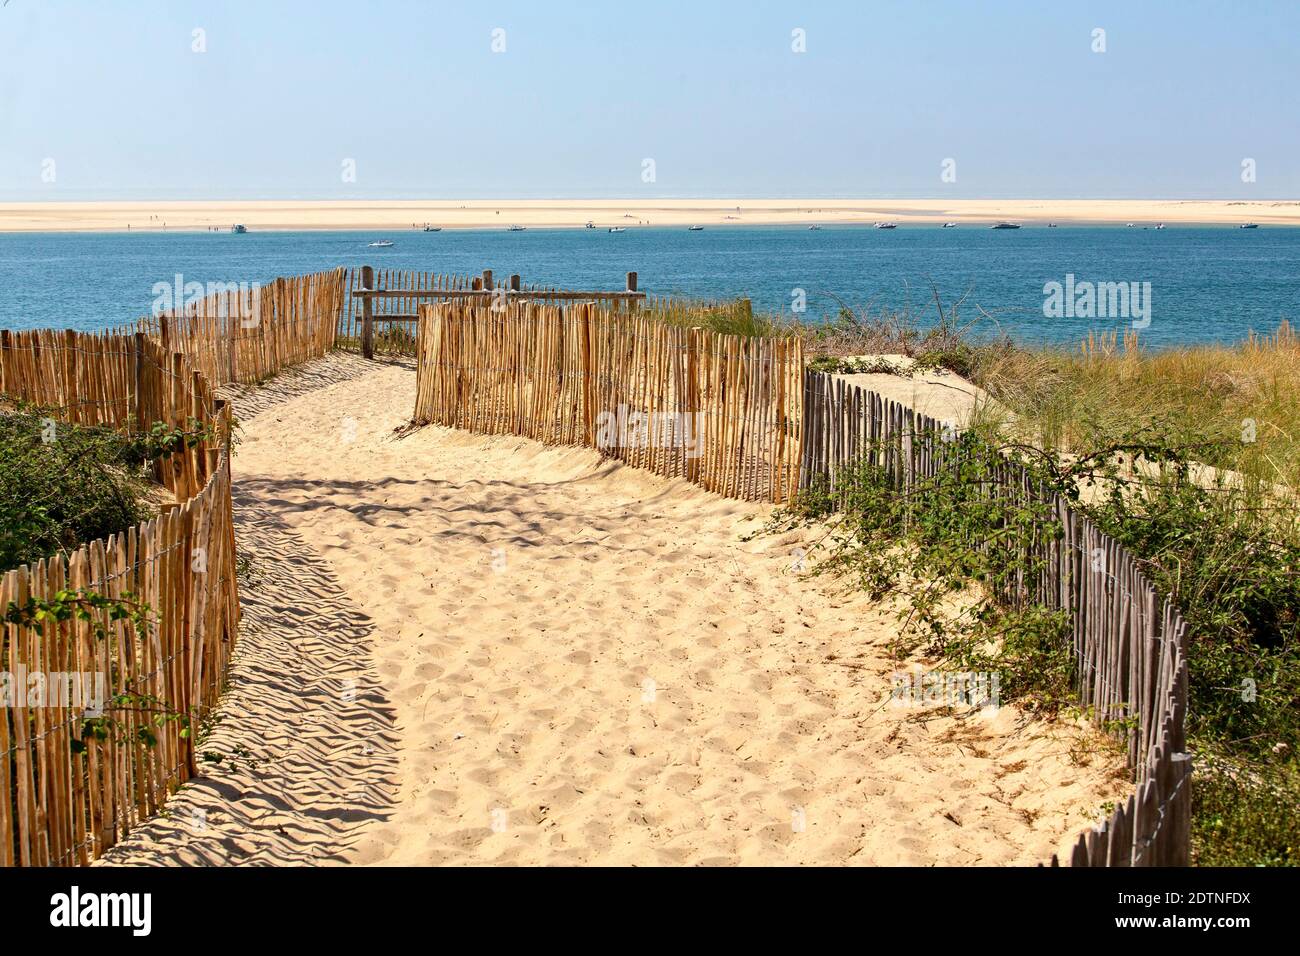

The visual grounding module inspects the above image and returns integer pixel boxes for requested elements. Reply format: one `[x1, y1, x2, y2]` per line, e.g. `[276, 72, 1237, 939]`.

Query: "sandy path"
[102, 353, 1125, 866]
[241, 356, 1126, 865]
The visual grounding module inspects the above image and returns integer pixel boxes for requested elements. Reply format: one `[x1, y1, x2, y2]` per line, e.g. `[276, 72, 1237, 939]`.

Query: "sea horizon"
[2, 223, 1294, 349]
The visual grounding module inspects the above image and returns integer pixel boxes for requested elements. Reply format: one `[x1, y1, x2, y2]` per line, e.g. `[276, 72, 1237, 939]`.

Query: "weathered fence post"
[62, 329, 78, 423]
[134, 331, 146, 433]
[510, 274, 521, 291]
[482, 269, 493, 291]
[360, 264, 375, 360]
[581, 302, 594, 445]
[686, 326, 701, 484]
[626, 271, 639, 313]
[228, 289, 238, 384]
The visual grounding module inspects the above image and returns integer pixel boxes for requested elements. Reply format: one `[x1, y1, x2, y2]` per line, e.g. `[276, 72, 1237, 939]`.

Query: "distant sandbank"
[2, 199, 1298, 233]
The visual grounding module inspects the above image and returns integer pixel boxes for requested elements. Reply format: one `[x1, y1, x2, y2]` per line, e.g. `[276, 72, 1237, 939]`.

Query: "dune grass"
[970, 322, 1300, 490]
[967, 325, 1300, 866]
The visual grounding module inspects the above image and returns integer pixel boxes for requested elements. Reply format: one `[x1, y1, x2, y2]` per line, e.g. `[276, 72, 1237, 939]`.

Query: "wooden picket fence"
[0, 329, 238, 865]
[801, 371, 1191, 866]
[118, 268, 347, 386]
[414, 301, 804, 503]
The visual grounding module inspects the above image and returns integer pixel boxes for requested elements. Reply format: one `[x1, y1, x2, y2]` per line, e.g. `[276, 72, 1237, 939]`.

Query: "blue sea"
[1, 226, 1296, 348]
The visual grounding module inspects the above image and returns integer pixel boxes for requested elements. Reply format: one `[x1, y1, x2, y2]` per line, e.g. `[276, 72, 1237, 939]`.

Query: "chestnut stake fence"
[0, 329, 238, 866]
[118, 267, 347, 387]
[413, 301, 803, 503]
[801, 371, 1191, 866]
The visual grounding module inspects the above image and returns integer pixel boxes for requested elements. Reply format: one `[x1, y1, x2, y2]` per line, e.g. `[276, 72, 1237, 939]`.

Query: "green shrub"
[0, 408, 153, 572]
[1191, 757, 1299, 866]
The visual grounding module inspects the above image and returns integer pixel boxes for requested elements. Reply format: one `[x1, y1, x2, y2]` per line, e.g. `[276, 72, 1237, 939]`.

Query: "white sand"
[102, 353, 1126, 866]
[3, 198, 1298, 232]
[830, 355, 995, 428]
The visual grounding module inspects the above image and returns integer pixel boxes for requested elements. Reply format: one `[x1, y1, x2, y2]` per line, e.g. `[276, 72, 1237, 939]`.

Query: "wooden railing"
[347, 267, 645, 358]
[0, 330, 238, 865]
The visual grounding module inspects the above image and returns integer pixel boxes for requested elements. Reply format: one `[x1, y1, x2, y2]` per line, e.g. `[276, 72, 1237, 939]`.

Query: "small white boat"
[508, 224, 526, 232]
[1126, 222, 1136, 227]
[231, 224, 247, 234]
[367, 240, 394, 248]
[991, 222, 1020, 230]
[422, 225, 441, 232]
[608, 227, 626, 233]
[808, 225, 822, 230]
[688, 225, 704, 231]
[1155, 223, 1166, 230]
[585, 221, 595, 229]
[941, 222, 957, 228]
[1047, 223, 1058, 228]
[873, 222, 898, 229]
[1240, 222, 1259, 229]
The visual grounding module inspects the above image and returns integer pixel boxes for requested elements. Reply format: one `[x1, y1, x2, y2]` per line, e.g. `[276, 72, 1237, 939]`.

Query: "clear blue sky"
[2, 0, 1297, 199]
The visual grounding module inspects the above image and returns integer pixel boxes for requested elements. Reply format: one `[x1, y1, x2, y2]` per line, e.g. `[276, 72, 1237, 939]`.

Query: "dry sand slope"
[193, 354, 1122, 867]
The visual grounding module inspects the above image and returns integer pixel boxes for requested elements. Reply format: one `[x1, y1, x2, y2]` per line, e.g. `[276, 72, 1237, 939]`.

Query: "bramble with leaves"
[4, 587, 192, 754]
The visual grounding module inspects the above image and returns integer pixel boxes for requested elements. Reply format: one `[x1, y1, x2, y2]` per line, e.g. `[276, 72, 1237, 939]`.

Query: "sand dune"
[101, 353, 1126, 866]
[3, 198, 1298, 232]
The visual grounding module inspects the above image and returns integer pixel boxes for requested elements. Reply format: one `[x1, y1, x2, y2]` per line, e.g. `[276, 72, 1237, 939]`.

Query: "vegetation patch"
[759, 338, 1300, 865]
[0, 404, 217, 573]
